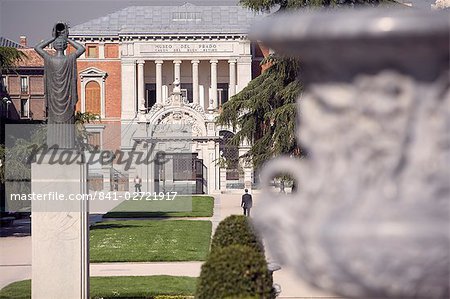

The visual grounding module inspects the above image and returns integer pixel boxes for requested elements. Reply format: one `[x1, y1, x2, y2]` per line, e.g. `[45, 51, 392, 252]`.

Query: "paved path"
[91, 262, 202, 277]
[216, 193, 337, 299]
[0, 193, 338, 298]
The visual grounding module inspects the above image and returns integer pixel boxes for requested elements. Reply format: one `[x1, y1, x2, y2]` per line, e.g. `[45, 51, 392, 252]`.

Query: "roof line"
[0, 36, 24, 48]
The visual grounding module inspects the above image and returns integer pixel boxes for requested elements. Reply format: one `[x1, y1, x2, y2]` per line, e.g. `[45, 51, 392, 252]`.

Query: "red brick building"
[1, 36, 47, 121]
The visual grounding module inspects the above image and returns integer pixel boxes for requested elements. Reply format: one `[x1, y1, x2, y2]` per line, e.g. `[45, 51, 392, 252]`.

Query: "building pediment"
[79, 67, 108, 79]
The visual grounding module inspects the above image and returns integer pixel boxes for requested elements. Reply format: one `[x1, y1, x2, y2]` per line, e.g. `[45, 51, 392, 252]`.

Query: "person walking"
[134, 175, 142, 193]
[241, 189, 253, 217]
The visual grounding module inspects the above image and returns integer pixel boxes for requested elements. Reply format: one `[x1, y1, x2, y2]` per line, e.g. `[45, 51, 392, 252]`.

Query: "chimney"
[19, 35, 27, 48]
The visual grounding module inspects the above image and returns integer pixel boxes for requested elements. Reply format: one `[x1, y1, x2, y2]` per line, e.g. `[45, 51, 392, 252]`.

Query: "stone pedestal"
[31, 152, 89, 299]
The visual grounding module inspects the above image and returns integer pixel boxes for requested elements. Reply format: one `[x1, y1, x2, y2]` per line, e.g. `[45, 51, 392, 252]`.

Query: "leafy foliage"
[0, 112, 100, 186]
[0, 47, 27, 73]
[75, 111, 101, 150]
[210, 215, 264, 254]
[217, 56, 302, 168]
[196, 245, 274, 299]
[240, 0, 390, 11]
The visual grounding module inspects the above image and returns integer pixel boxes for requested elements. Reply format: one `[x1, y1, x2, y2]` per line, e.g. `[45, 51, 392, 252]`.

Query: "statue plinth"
[31, 151, 89, 299]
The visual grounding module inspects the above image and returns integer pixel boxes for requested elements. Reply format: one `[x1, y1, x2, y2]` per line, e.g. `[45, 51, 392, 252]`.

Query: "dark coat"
[241, 193, 253, 208]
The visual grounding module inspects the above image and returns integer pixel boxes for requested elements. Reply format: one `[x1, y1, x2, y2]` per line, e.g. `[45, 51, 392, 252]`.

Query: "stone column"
[155, 60, 163, 104]
[210, 59, 218, 110]
[98, 42, 105, 59]
[137, 60, 146, 112]
[236, 56, 252, 93]
[174, 60, 181, 81]
[192, 60, 200, 105]
[121, 59, 137, 120]
[228, 59, 237, 98]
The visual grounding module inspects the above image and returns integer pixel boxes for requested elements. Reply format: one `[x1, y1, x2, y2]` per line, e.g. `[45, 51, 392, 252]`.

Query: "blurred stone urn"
[252, 8, 449, 299]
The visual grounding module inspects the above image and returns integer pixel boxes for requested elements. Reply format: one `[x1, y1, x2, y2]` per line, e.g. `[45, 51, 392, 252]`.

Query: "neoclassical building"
[70, 3, 266, 194]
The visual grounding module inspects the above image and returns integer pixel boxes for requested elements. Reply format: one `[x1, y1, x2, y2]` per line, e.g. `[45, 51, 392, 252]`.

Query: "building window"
[172, 11, 201, 21]
[1, 76, 7, 92]
[21, 98, 29, 117]
[145, 83, 156, 109]
[181, 89, 188, 101]
[217, 83, 229, 107]
[180, 83, 193, 103]
[1, 76, 6, 92]
[20, 77, 28, 93]
[85, 81, 101, 114]
[86, 45, 98, 58]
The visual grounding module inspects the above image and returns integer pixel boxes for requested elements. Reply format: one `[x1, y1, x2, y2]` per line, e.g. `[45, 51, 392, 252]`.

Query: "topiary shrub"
[195, 245, 274, 299]
[210, 215, 264, 254]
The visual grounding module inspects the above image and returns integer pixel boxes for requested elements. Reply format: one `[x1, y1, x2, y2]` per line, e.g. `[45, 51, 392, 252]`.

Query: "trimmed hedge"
[210, 215, 264, 254]
[195, 245, 274, 299]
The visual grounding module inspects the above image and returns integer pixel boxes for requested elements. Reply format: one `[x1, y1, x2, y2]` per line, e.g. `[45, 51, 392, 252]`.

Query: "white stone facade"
[117, 37, 254, 194]
[70, 4, 262, 194]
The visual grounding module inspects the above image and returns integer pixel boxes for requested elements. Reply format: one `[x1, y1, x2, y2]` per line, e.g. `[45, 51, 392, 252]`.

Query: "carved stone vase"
[252, 9, 449, 299]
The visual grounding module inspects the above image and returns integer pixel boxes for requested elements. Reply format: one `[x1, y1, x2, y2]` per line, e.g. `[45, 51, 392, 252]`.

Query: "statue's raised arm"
[67, 38, 85, 58]
[34, 37, 55, 59]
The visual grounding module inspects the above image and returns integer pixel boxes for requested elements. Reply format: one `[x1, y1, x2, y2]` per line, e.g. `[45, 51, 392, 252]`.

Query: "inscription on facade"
[140, 43, 233, 54]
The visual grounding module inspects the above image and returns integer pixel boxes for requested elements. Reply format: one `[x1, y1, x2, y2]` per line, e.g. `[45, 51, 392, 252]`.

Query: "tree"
[240, 0, 388, 12]
[217, 56, 301, 168]
[217, 0, 395, 169]
[0, 47, 26, 72]
[0, 47, 27, 91]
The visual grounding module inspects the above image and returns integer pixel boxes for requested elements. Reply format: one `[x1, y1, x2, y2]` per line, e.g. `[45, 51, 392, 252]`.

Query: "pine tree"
[217, 56, 302, 168]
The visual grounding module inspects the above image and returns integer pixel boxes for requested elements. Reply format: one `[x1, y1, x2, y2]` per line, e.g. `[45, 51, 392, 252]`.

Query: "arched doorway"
[85, 81, 101, 114]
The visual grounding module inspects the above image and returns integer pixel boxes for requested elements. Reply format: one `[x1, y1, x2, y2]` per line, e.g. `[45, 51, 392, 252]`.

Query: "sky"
[0, 0, 437, 46]
[0, 0, 240, 46]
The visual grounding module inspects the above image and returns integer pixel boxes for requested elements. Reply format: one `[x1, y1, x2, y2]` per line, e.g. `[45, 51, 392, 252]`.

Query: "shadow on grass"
[90, 223, 141, 230]
[103, 212, 176, 219]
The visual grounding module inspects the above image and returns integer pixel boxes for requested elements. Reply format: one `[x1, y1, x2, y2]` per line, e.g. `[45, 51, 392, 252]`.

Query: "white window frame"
[20, 98, 30, 118]
[20, 76, 28, 93]
[79, 67, 108, 118]
[1, 76, 7, 92]
[217, 88, 225, 106]
[181, 88, 188, 102]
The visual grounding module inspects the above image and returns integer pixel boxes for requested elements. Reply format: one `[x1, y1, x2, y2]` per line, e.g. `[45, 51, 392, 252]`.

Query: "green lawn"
[90, 220, 212, 262]
[103, 196, 214, 218]
[0, 276, 196, 299]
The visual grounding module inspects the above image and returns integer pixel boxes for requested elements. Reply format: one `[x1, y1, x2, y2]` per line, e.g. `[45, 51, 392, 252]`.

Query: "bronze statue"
[34, 23, 85, 148]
